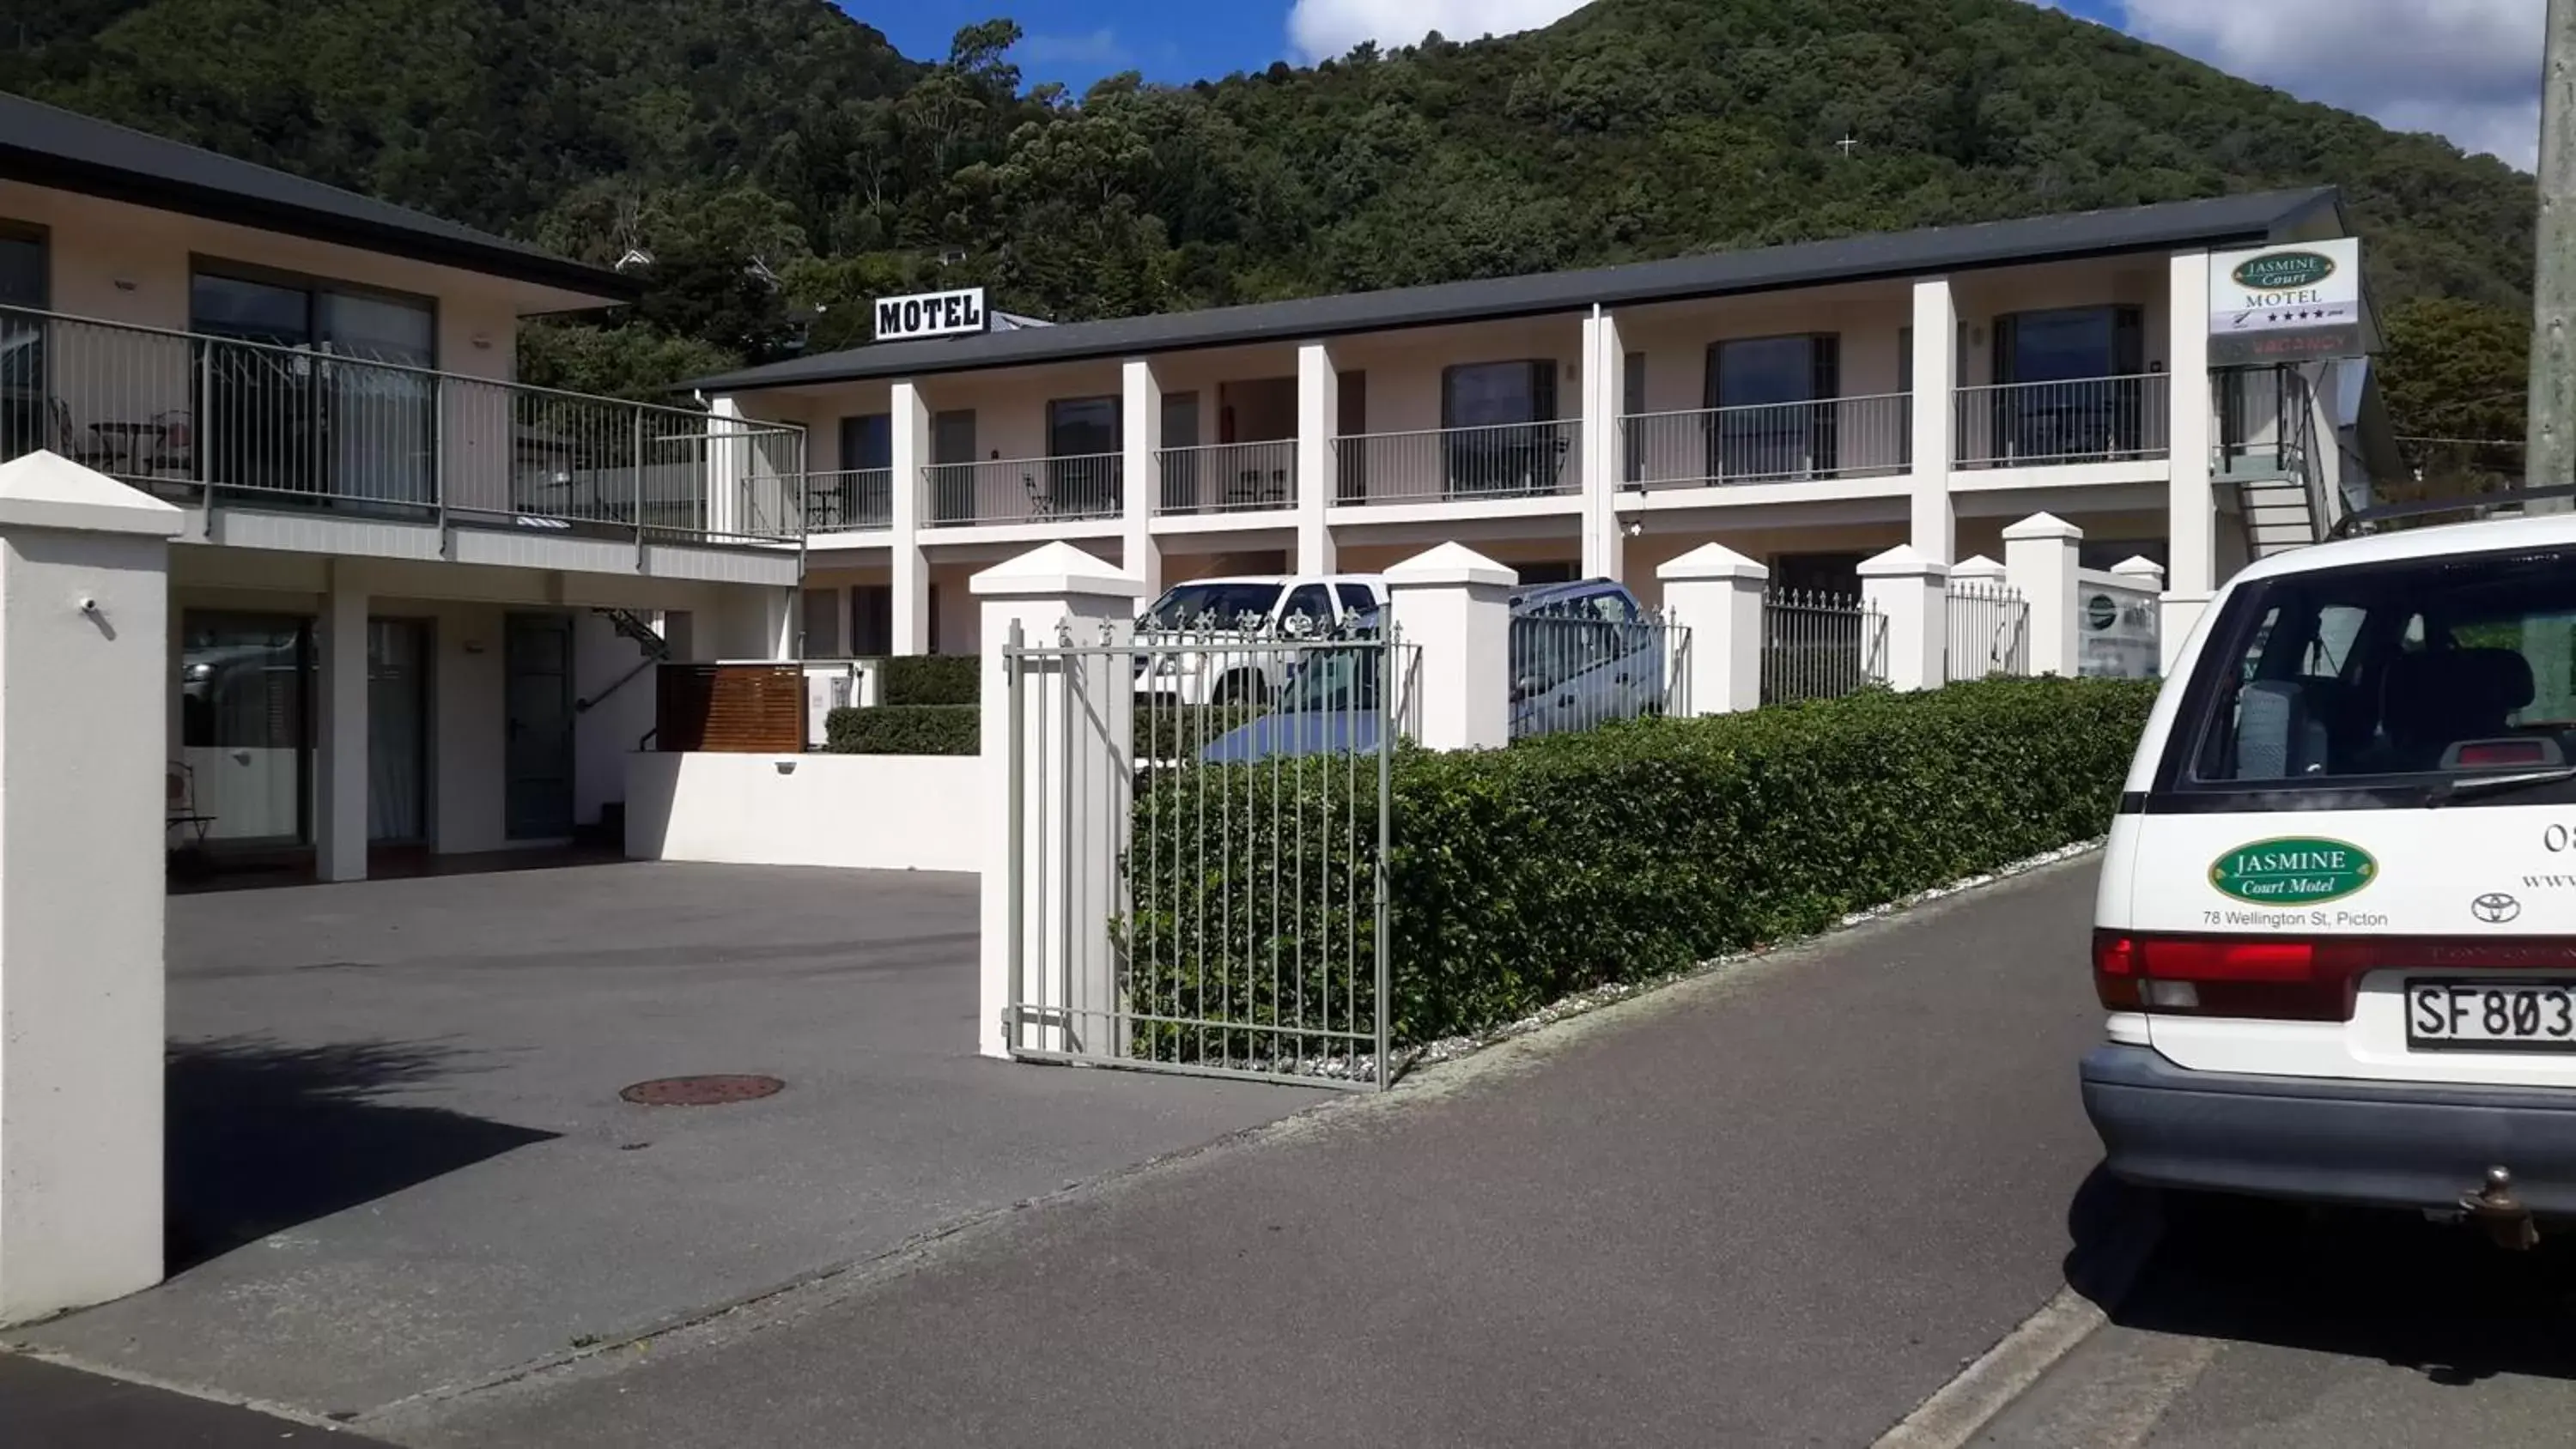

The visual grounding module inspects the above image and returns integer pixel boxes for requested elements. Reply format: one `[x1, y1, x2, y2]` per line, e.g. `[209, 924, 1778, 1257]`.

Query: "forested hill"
[0, 0, 2539, 472]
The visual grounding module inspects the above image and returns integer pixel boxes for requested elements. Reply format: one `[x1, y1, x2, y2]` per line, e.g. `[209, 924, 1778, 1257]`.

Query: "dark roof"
[0, 91, 635, 304]
[692, 187, 2342, 393]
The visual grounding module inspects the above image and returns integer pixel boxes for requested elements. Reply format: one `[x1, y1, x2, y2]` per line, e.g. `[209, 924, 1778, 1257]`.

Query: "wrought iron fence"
[1945, 578, 2031, 681]
[1003, 616, 1397, 1088]
[1760, 589, 1886, 704]
[1154, 440, 1296, 514]
[1620, 394, 1911, 488]
[0, 303, 805, 544]
[923, 453, 1123, 526]
[1953, 374, 2169, 469]
[1507, 609, 1689, 741]
[1331, 420, 1580, 504]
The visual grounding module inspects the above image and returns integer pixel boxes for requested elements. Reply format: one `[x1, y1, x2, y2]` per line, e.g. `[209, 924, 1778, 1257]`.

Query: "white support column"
[1581, 307, 1628, 583]
[1295, 341, 1339, 575]
[890, 379, 932, 655]
[2002, 511, 2085, 677]
[1385, 543, 1516, 749]
[1859, 544, 1950, 692]
[2165, 249, 2216, 670]
[703, 397, 746, 540]
[0, 452, 181, 1325]
[1121, 358, 1163, 600]
[317, 563, 370, 883]
[1910, 277, 1958, 564]
[1656, 543, 1767, 715]
[973, 543, 1145, 1062]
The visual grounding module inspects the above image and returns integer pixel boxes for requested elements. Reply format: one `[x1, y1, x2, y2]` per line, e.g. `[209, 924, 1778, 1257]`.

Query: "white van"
[2086, 508, 2576, 1240]
[1134, 573, 1388, 705]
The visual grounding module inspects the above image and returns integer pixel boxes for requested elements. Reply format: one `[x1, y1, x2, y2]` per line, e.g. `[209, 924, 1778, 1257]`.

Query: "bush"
[1133, 701, 1261, 761]
[823, 704, 979, 755]
[1126, 677, 2158, 1057]
[883, 655, 979, 706]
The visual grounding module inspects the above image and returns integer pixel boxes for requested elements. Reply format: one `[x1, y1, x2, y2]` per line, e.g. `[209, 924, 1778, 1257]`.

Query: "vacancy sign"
[2207, 239, 2364, 364]
[875, 288, 987, 343]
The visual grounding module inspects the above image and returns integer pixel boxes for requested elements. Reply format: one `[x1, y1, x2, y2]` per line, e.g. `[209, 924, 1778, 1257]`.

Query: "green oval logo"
[2231, 251, 2336, 291]
[2087, 593, 2118, 630]
[2209, 837, 2376, 905]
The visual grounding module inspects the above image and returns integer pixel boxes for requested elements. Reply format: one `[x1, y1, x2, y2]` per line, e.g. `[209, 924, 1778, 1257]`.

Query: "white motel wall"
[624, 751, 982, 874]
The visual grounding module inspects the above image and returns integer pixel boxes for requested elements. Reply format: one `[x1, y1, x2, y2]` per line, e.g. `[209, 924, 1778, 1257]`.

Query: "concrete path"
[11, 863, 1320, 1421]
[383, 858, 2114, 1446]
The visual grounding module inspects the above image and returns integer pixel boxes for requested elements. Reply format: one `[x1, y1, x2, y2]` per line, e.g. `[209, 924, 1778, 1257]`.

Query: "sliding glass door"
[191, 270, 436, 506]
[1708, 335, 1838, 481]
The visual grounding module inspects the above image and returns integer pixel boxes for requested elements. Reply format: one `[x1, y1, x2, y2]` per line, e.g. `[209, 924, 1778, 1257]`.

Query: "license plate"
[2407, 979, 2576, 1051]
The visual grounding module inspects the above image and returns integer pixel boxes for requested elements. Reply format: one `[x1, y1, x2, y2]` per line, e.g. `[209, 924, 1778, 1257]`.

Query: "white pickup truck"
[1134, 573, 1388, 706]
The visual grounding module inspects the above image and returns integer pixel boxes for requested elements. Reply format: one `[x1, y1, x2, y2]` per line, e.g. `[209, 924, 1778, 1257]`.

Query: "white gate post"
[0, 452, 182, 1325]
[973, 543, 1144, 1062]
[2003, 512, 2085, 676]
[1656, 543, 1768, 714]
[1385, 543, 1516, 749]
[1859, 544, 1950, 691]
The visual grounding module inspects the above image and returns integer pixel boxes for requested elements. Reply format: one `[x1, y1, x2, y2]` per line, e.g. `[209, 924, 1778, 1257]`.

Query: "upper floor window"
[1047, 396, 1120, 458]
[1442, 361, 1556, 428]
[1994, 306, 2143, 385]
[191, 269, 434, 367]
[0, 223, 43, 309]
[840, 414, 891, 471]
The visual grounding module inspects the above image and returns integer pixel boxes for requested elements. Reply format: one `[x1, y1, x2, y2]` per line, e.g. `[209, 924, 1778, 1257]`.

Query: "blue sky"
[845, 0, 2544, 171]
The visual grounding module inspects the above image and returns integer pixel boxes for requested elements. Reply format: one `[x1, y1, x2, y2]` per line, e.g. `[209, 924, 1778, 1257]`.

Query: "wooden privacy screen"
[656, 663, 805, 753]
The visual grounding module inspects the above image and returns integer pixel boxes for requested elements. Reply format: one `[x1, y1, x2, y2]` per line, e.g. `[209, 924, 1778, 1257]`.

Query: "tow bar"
[2462, 1166, 2540, 1251]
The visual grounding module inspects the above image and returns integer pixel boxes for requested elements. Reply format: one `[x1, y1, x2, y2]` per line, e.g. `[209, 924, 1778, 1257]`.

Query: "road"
[385, 858, 2118, 1446]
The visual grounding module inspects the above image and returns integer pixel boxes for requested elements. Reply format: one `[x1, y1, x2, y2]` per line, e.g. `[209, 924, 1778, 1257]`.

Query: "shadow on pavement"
[166, 1034, 556, 1271]
[2096, 1180, 2576, 1386]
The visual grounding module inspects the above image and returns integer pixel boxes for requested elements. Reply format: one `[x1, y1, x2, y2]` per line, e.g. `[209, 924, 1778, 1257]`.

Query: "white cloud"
[2107, 0, 2544, 170]
[1285, 0, 1588, 64]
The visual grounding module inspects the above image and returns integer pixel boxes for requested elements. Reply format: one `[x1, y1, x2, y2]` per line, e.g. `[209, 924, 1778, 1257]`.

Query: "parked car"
[1199, 578, 1667, 763]
[1505, 579, 1668, 741]
[2081, 505, 2576, 1243]
[1134, 573, 1387, 705]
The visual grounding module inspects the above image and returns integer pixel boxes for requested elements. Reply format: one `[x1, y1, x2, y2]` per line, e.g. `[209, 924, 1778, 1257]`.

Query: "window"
[1773, 552, 1866, 599]
[1990, 306, 2148, 461]
[0, 223, 45, 464]
[1043, 397, 1120, 518]
[1994, 306, 2144, 385]
[1622, 352, 1645, 482]
[1335, 583, 1379, 614]
[1280, 584, 1334, 636]
[850, 585, 893, 657]
[2172, 548, 2576, 796]
[839, 415, 891, 471]
[928, 410, 977, 524]
[1708, 335, 1839, 479]
[1440, 361, 1564, 497]
[801, 589, 841, 657]
[191, 267, 437, 503]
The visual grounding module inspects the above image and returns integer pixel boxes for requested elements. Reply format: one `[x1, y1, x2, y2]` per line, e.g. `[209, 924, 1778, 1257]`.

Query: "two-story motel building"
[2, 92, 806, 882]
[700, 186, 2390, 664]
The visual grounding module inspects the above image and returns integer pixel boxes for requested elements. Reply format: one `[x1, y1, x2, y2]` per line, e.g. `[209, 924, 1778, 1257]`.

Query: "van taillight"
[2092, 931, 2433, 1022]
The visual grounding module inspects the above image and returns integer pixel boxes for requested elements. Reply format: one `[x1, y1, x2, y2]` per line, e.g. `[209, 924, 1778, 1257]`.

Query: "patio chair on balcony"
[47, 397, 123, 470]
[1024, 472, 1055, 521]
[141, 409, 196, 476]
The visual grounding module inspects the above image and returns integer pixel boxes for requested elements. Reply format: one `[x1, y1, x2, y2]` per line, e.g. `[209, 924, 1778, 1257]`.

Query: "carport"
[19, 860, 1318, 1421]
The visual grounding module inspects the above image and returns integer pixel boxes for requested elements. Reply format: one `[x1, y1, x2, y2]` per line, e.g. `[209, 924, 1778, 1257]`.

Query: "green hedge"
[823, 704, 979, 755]
[1133, 702, 1260, 761]
[883, 655, 979, 706]
[1125, 676, 2158, 1058]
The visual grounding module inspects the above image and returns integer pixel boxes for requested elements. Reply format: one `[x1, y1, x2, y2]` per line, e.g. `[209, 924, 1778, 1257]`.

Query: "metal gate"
[1945, 579, 2031, 681]
[999, 618, 1396, 1089]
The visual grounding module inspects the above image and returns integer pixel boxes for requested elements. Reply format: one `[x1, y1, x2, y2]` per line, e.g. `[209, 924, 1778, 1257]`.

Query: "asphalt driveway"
[11, 862, 1321, 1421]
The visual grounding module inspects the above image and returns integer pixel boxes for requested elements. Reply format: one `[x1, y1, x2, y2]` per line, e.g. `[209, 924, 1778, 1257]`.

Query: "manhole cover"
[619, 1075, 784, 1106]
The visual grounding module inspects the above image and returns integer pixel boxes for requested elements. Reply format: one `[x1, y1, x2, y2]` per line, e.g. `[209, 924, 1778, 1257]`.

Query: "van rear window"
[2167, 547, 2576, 802]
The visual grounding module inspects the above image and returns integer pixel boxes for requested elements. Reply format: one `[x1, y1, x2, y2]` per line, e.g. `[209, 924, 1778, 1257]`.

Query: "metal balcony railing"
[0, 304, 806, 544]
[1153, 440, 1296, 514]
[1953, 374, 2169, 469]
[1621, 394, 1911, 488]
[1331, 420, 1580, 506]
[920, 453, 1123, 527]
[800, 468, 894, 531]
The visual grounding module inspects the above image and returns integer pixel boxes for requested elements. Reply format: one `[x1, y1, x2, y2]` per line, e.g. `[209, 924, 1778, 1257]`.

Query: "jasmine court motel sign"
[2206, 238, 2364, 365]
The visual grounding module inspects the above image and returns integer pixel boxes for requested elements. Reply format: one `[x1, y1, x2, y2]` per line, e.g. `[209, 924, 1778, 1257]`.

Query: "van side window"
[1335, 583, 1376, 614]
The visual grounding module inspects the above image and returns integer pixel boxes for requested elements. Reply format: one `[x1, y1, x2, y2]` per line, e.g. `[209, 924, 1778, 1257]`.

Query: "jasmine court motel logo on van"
[2209, 838, 2377, 905]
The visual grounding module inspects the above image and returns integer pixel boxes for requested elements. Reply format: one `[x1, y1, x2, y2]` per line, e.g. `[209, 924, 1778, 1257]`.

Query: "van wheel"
[1212, 670, 1268, 706]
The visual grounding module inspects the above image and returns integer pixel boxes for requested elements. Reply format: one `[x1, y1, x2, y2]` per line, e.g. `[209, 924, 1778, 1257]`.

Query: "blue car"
[1199, 579, 1665, 762]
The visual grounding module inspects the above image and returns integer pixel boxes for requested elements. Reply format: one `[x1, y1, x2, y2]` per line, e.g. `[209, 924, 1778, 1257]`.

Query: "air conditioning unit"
[799, 659, 885, 747]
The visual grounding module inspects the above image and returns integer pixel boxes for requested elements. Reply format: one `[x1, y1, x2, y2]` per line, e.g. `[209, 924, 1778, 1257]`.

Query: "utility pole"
[2530, 0, 2576, 501]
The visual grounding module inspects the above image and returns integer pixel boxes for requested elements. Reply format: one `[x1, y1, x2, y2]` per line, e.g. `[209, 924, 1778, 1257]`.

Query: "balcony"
[1332, 420, 1581, 506]
[0, 305, 806, 549]
[1153, 440, 1296, 515]
[805, 467, 894, 531]
[1952, 374, 2170, 470]
[922, 453, 1123, 527]
[1620, 394, 1910, 489]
